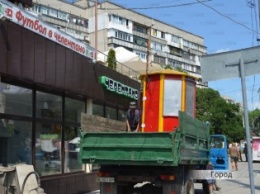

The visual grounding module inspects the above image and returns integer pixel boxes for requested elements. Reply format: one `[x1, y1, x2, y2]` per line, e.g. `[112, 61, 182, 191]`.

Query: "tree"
[107, 49, 117, 70]
[196, 87, 245, 143]
[249, 109, 260, 136]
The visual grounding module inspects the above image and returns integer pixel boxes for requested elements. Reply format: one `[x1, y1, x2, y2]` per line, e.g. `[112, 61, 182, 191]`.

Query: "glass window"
[40, 6, 48, 15]
[35, 122, 62, 176]
[0, 120, 32, 166]
[118, 109, 126, 121]
[0, 83, 32, 117]
[49, 9, 57, 18]
[185, 79, 195, 117]
[64, 126, 83, 173]
[93, 103, 104, 117]
[163, 79, 182, 116]
[106, 106, 117, 120]
[65, 98, 85, 123]
[36, 92, 62, 121]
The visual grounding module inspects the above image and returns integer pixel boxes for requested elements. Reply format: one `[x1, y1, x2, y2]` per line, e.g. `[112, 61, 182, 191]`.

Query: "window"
[0, 82, 33, 167]
[65, 98, 85, 123]
[112, 15, 126, 26]
[64, 98, 85, 173]
[36, 92, 62, 120]
[118, 109, 126, 121]
[106, 106, 117, 120]
[168, 59, 181, 68]
[0, 120, 32, 166]
[93, 103, 104, 117]
[115, 30, 131, 41]
[154, 55, 166, 65]
[35, 122, 62, 176]
[40, 6, 48, 15]
[49, 9, 57, 18]
[172, 35, 180, 44]
[35, 92, 62, 176]
[0, 84, 32, 117]
[64, 126, 82, 173]
[133, 36, 147, 47]
[161, 32, 165, 39]
[153, 29, 157, 36]
[57, 12, 69, 21]
[185, 79, 195, 117]
[133, 25, 147, 34]
[135, 52, 146, 60]
[163, 79, 182, 116]
[153, 42, 163, 51]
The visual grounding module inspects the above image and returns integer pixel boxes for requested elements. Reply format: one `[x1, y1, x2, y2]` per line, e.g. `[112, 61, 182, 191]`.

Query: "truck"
[80, 69, 227, 194]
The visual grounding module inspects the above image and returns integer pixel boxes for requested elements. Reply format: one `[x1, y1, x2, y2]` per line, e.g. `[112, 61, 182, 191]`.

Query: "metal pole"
[95, 0, 98, 61]
[146, 26, 151, 74]
[239, 58, 255, 194]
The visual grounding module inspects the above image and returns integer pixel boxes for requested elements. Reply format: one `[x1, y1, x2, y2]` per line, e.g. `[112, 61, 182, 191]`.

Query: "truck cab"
[210, 135, 229, 170]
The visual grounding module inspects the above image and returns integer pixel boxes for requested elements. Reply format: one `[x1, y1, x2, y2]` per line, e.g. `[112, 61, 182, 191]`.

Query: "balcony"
[41, 15, 88, 33]
[132, 30, 148, 39]
[107, 37, 134, 49]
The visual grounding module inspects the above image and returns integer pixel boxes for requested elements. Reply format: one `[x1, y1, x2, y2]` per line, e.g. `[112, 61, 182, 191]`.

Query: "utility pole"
[95, 0, 98, 61]
[146, 26, 152, 74]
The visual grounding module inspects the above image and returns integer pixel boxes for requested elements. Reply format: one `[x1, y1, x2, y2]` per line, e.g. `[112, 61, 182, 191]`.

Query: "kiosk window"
[163, 79, 181, 116]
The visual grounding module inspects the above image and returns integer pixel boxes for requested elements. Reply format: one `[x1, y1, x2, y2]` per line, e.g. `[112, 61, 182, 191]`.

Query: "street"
[194, 159, 260, 194]
[86, 160, 260, 194]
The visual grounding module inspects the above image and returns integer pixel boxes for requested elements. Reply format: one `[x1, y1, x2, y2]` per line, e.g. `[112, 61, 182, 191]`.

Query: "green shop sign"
[100, 76, 138, 100]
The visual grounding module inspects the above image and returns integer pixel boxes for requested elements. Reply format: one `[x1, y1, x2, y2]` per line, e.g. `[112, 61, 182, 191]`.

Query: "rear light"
[160, 175, 174, 180]
[98, 172, 111, 177]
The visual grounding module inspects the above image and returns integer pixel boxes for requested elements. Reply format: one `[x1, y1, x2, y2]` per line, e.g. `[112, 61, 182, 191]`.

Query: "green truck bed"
[80, 112, 210, 166]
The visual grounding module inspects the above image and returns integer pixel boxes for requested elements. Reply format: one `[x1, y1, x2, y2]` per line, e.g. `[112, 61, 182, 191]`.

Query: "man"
[126, 101, 140, 132]
[229, 142, 239, 171]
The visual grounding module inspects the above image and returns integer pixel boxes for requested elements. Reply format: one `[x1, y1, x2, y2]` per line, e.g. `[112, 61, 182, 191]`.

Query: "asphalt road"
[86, 156, 260, 194]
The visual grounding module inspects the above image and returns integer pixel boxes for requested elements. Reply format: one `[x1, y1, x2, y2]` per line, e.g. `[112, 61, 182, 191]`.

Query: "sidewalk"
[194, 160, 260, 194]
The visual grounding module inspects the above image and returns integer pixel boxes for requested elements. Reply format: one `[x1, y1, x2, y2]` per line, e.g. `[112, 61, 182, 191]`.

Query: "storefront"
[0, 18, 140, 193]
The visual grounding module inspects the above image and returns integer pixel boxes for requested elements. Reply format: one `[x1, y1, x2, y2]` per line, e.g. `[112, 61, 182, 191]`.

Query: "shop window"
[64, 126, 83, 173]
[118, 109, 126, 121]
[35, 92, 62, 176]
[105, 106, 116, 120]
[93, 103, 104, 117]
[0, 83, 32, 117]
[35, 122, 62, 176]
[36, 92, 62, 121]
[65, 98, 85, 123]
[0, 120, 32, 166]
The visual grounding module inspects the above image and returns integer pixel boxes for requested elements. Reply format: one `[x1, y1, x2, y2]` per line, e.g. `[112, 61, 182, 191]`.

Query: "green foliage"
[174, 67, 187, 73]
[196, 87, 244, 143]
[107, 49, 117, 70]
[164, 65, 173, 70]
[249, 109, 260, 136]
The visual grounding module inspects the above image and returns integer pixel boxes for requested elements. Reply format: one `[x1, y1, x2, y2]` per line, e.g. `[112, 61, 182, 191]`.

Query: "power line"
[99, 0, 212, 10]
[196, 0, 260, 35]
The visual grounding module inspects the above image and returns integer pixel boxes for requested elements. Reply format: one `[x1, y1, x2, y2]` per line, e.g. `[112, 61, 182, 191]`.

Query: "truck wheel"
[184, 179, 194, 194]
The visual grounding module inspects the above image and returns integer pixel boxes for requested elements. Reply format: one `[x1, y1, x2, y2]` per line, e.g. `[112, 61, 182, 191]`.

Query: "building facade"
[0, 1, 140, 193]
[29, 0, 208, 87]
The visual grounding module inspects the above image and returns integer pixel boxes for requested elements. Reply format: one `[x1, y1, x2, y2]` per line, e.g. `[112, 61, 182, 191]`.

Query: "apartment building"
[30, 0, 207, 86]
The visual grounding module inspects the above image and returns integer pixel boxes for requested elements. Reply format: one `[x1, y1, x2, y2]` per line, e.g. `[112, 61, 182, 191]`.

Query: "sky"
[107, 0, 260, 110]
